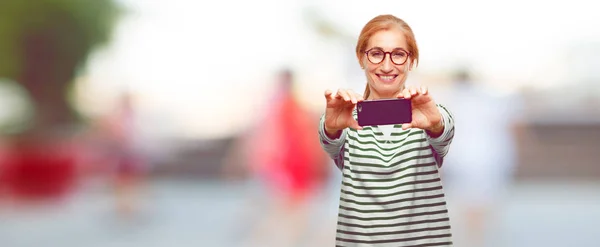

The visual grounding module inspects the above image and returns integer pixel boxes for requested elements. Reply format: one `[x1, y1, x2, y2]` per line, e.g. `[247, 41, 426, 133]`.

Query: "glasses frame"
[364, 47, 411, 65]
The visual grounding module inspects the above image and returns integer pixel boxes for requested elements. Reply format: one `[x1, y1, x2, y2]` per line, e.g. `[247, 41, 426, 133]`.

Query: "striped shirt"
[319, 104, 455, 247]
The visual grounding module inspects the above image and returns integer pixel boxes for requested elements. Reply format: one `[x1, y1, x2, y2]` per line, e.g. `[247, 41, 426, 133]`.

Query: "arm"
[318, 114, 347, 170]
[426, 104, 455, 167]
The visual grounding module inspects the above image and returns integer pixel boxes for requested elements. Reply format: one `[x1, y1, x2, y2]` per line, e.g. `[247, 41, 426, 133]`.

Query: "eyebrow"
[368, 46, 408, 52]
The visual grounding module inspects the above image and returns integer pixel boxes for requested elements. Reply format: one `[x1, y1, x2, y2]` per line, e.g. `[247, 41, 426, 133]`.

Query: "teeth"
[380, 75, 395, 81]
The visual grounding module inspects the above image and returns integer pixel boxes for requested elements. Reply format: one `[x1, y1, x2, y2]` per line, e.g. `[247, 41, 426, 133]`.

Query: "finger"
[401, 123, 412, 130]
[357, 93, 365, 101]
[334, 89, 343, 99]
[410, 86, 418, 96]
[403, 88, 411, 99]
[350, 90, 364, 102]
[325, 90, 340, 105]
[348, 90, 358, 104]
[324, 89, 333, 101]
[349, 119, 363, 130]
[420, 85, 428, 95]
[337, 89, 351, 102]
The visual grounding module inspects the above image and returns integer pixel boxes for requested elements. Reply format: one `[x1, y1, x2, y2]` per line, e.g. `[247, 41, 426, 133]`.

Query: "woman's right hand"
[323, 89, 364, 137]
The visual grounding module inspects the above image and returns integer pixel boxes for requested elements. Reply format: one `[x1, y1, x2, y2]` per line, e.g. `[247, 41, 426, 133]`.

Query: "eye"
[369, 50, 384, 57]
[392, 50, 407, 58]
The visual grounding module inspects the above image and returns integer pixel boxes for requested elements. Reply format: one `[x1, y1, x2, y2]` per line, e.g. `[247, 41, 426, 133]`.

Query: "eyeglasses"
[365, 48, 410, 65]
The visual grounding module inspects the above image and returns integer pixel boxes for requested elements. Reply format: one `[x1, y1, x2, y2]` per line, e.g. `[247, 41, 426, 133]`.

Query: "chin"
[372, 85, 402, 98]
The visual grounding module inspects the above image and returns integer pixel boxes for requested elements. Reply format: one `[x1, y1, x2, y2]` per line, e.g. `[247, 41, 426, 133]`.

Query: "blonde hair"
[356, 15, 419, 99]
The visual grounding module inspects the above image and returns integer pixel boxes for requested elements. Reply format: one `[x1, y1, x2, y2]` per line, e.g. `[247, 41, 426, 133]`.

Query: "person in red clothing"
[223, 69, 330, 246]
[252, 69, 327, 203]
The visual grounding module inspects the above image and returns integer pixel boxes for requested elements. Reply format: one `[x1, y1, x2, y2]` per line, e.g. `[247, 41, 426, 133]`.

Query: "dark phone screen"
[357, 99, 412, 126]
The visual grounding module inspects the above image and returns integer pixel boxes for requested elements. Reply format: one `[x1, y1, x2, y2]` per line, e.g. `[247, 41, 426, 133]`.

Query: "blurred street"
[1, 177, 600, 247]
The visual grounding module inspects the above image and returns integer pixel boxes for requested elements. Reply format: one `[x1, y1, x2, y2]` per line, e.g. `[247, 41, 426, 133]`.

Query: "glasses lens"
[367, 49, 385, 64]
[391, 50, 408, 65]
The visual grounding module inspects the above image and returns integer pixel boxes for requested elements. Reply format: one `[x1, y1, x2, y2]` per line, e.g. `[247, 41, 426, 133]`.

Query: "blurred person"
[319, 15, 456, 246]
[98, 92, 147, 219]
[222, 69, 330, 246]
[438, 69, 524, 247]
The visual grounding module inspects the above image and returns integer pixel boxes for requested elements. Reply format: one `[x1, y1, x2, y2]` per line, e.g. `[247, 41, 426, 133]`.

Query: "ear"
[359, 55, 367, 70]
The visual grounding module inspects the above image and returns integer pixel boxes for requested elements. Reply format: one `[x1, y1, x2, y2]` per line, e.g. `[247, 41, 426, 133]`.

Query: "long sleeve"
[318, 114, 347, 170]
[427, 104, 455, 167]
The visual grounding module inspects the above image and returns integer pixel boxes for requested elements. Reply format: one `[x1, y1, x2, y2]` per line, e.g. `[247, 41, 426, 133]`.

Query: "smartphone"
[357, 98, 412, 126]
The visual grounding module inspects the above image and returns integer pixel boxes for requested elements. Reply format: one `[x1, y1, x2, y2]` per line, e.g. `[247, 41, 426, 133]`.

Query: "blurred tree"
[0, 0, 121, 200]
[0, 0, 120, 138]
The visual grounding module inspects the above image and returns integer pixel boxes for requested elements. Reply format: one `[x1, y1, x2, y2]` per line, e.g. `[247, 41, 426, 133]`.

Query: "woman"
[319, 15, 456, 246]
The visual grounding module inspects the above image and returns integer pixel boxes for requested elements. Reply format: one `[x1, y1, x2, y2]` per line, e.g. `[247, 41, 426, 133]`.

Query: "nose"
[381, 54, 393, 73]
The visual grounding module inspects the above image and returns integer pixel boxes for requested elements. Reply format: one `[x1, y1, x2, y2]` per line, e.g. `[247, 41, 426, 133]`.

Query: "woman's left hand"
[397, 86, 444, 136]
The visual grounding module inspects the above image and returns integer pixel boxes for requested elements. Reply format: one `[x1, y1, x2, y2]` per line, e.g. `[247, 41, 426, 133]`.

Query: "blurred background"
[0, 0, 599, 246]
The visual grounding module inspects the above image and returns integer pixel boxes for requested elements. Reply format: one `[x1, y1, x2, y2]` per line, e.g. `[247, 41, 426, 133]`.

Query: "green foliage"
[0, 0, 121, 80]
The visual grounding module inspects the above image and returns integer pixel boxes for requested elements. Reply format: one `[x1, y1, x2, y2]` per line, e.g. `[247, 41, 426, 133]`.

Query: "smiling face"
[361, 30, 411, 99]
[355, 15, 419, 100]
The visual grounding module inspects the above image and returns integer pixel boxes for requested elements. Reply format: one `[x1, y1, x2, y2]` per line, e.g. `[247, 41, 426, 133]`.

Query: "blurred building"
[514, 41, 600, 181]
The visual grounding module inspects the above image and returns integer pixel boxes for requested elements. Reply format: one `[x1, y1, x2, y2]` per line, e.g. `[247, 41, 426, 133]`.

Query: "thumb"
[401, 123, 412, 130]
[348, 118, 363, 130]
